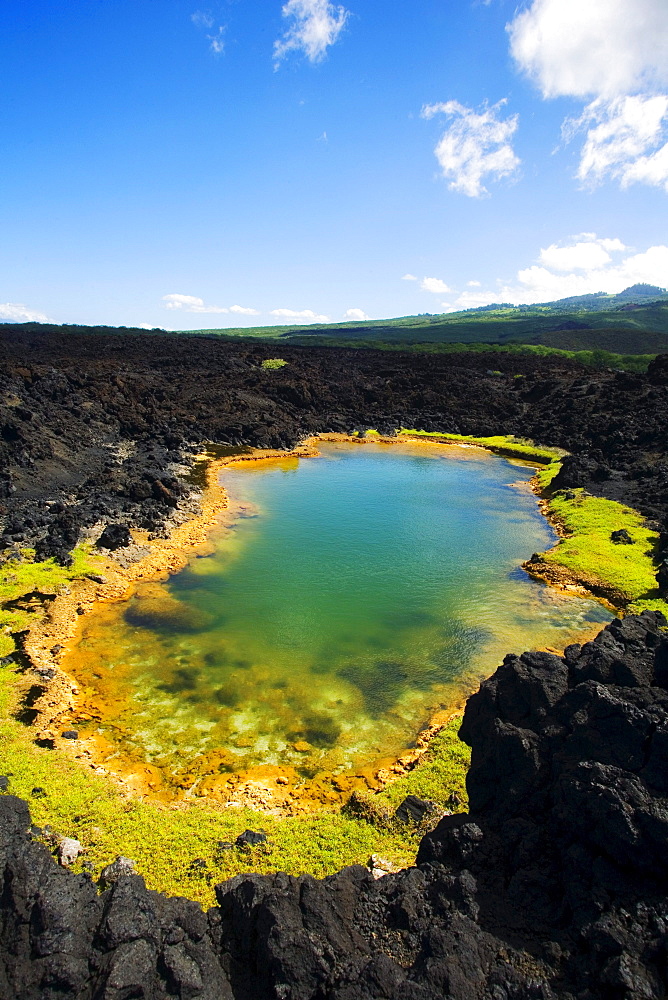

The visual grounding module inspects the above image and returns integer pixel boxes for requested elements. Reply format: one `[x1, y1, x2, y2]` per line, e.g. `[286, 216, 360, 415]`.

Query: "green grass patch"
[0, 661, 418, 904]
[260, 357, 288, 370]
[0, 546, 94, 655]
[539, 491, 666, 611]
[398, 429, 563, 465]
[0, 660, 472, 905]
[374, 717, 469, 812]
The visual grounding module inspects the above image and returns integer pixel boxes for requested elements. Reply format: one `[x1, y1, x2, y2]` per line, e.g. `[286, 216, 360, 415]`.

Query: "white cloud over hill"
[270, 307, 330, 323]
[447, 235, 668, 310]
[0, 302, 51, 322]
[162, 294, 258, 315]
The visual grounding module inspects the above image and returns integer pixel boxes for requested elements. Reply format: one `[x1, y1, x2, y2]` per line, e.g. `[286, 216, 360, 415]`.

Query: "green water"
[70, 442, 612, 780]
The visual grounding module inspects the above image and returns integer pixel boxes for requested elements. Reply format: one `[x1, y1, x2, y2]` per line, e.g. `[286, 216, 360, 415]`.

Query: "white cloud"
[401, 273, 418, 281]
[564, 95, 668, 191]
[538, 236, 626, 271]
[162, 294, 229, 314]
[270, 307, 330, 323]
[449, 235, 668, 310]
[229, 304, 260, 316]
[467, 280, 481, 287]
[274, 0, 349, 66]
[208, 28, 225, 54]
[344, 308, 370, 321]
[421, 276, 451, 294]
[0, 302, 51, 323]
[508, 0, 668, 192]
[421, 100, 520, 197]
[191, 10, 225, 53]
[191, 11, 214, 30]
[508, 0, 668, 100]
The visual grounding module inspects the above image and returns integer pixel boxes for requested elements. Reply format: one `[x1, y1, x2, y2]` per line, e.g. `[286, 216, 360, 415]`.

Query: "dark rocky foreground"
[1, 610, 668, 999]
[0, 330, 667, 564]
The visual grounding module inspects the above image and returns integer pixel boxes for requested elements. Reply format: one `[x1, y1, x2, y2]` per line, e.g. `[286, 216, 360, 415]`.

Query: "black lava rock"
[96, 522, 132, 550]
[235, 829, 268, 847]
[61, 730, 78, 740]
[611, 528, 633, 544]
[395, 794, 438, 823]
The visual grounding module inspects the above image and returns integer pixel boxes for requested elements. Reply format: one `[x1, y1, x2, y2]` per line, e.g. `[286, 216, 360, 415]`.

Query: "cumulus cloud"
[508, 0, 668, 191]
[508, 0, 668, 100]
[446, 235, 668, 311]
[0, 302, 51, 322]
[421, 100, 520, 197]
[344, 308, 370, 321]
[274, 0, 349, 66]
[163, 294, 228, 313]
[564, 95, 668, 191]
[270, 307, 330, 323]
[538, 236, 626, 271]
[420, 276, 451, 294]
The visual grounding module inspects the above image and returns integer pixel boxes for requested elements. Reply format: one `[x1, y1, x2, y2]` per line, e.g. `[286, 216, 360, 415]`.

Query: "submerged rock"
[124, 595, 214, 634]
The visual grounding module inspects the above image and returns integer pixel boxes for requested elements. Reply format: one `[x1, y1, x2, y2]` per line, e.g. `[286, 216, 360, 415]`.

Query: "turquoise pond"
[68, 441, 612, 783]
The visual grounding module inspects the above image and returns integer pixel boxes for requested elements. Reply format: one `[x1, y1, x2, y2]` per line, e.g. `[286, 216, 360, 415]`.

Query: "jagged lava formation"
[0, 611, 667, 999]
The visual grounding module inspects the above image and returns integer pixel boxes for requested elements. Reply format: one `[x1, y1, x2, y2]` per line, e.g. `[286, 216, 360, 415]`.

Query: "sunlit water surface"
[68, 442, 612, 783]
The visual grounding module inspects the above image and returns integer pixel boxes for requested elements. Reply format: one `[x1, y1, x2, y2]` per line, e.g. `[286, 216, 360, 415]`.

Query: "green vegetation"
[260, 357, 288, 370]
[0, 658, 470, 904]
[374, 717, 469, 812]
[0, 547, 94, 656]
[398, 429, 564, 465]
[539, 491, 667, 613]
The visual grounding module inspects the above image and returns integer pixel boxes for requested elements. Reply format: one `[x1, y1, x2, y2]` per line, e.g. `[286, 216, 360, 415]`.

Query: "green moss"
[539, 490, 666, 611]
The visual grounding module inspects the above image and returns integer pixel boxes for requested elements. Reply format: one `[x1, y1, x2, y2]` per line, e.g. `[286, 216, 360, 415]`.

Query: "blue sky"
[1, 0, 667, 329]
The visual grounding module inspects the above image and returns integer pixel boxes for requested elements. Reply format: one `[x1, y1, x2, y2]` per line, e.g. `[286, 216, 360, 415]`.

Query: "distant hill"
[2, 285, 666, 357]
[183, 285, 668, 354]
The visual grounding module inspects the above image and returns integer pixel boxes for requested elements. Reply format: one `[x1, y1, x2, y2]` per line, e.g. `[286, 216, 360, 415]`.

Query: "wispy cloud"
[191, 10, 226, 54]
[274, 0, 350, 67]
[508, 0, 668, 191]
[270, 307, 330, 323]
[0, 302, 51, 322]
[421, 100, 520, 197]
[401, 273, 418, 281]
